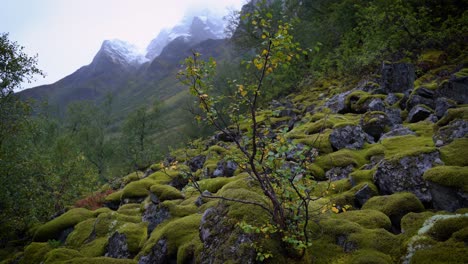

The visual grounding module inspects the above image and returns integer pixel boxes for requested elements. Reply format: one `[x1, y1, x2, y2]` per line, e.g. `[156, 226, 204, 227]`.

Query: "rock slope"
[2, 51, 467, 264]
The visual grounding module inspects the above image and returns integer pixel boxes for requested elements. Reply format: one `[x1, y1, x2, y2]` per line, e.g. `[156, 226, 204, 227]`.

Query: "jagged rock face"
[105, 232, 130, 259]
[435, 97, 456, 118]
[330, 125, 373, 150]
[433, 119, 468, 146]
[142, 203, 170, 234]
[199, 206, 256, 264]
[354, 184, 375, 208]
[436, 76, 468, 104]
[373, 152, 440, 204]
[188, 155, 206, 172]
[326, 164, 354, 181]
[379, 62, 415, 95]
[213, 160, 237, 177]
[361, 112, 391, 141]
[325, 91, 352, 113]
[427, 182, 468, 212]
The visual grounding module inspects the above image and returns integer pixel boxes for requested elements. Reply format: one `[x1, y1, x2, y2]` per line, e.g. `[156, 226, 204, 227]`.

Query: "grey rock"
[368, 98, 386, 112]
[435, 97, 457, 118]
[385, 93, 400, 106]
[330, 125, 373, 150]
[436, 76, 468, 104]
[415, 87, 435, 98]
[361, 112, 391, 141]
[142, 203, 170, 234]
[373, 152, 439, 204]
[326, 165, 354, 181]
[407, 105, 432, 123]
[195, 190, 212, 207]
[380, 125, 416, 140]
[213, 160, 237, 177]
[433, 119, 468, 146]
[385, 107, 403, 126]
[214, 130, 239, 142]
[406, 94, 435, 111]
[354, 184, 375, 208]
[336, 235, 358, 253]
[427, 182, 468, 212]
[325, 90, 352, 113]
[138, 239, 170, 264]
[106, 232, 130, 259]
[427, 114, 439, 123]
[188, 155, 206, 172]
[142, 168, 155, 178]
[379, 62, 415, 95]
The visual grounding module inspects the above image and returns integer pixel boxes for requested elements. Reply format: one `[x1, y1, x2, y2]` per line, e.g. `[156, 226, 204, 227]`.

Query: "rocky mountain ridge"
[4, 50, 467, 264]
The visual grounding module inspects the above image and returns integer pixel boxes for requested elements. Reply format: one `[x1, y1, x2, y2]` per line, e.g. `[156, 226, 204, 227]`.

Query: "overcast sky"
[2, 0, 246, 90]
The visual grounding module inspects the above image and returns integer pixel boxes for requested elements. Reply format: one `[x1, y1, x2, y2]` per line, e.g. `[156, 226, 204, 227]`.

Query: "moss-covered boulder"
[362, 192, 424, 232]
[20, 242, 52, 264]
[34, 208, 95, 242]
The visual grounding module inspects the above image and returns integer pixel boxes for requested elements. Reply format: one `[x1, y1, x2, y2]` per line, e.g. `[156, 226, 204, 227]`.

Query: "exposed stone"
[326, 165, 355, 181]
[142, 168, 155, 178]
[330, 125, 373, 150]
[368, 98, 386, 112]
[373, 152, 440, 204]
[138, 239, 169, 264]
[214, 130, 240, 142]
[105, 232, 130, 259]
[142, 203, 170, 234]
[385, 93, 400, 106]
[384, 107, 402, 126]
[380, 125, 416, 140]
[188, 155, 206, 172]
[361, 112, 391, 141]
[427, 182, 468, 212]
[379, 62, 415, 95]
[336, 235, 358, 253]
[354, 184, 375, 208]
[436, 76, 468, 104]
[407, 105, 433, 123]
[406, 94, 435, 111]
[433, 119, 468, 146]
[415, 87, 435, 98]
[435, 97, 457, 118]
[427, 114, 439, 123]
[324, 90, 352, 113]
[195, 190, 212, 207]
[213, 160, 237, 177]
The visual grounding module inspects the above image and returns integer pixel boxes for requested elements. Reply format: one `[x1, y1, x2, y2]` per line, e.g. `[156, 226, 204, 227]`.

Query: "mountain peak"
[96, 39, 149, 67]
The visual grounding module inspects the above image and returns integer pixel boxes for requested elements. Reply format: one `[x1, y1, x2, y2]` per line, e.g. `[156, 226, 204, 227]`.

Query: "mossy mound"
[150, 184, 184, 201]
[424, 166, 468, 192]
[121, 177, 160, 199]
[333, 209, 392, 230]
[117, 203, 142, 216]
[139, 214, 202, 262]
[117, 222, 148, 254]
[43, 248, 83, 263]
[20, 242, 52, 264]
[34, 208, 95, 242]
[436, 106, 468, 127]
[400, 211, 436, 236]
[362, 192, 424, 229]
[44, 257, 137, 264]
[94, 211, 141, 237]
[315, 148, 368, 171]
[161, 200, 198, 218]
[428, 215, 468, 241]
[410, 240, 468, 264]
[380, 135, 435, 161]
[439, 138, 468, 166]
[65, 218, 96, 248]
[79, 237, 108, 257]
[349, 249, 393, 264]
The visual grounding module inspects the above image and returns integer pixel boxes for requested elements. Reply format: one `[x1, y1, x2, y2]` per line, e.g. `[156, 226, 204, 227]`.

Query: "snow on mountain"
[98, 39, 149, 67]
[145, 10, 227, 61]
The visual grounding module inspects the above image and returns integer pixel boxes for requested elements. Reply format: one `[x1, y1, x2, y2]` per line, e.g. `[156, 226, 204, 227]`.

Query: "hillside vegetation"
[1, 0, 467, 263]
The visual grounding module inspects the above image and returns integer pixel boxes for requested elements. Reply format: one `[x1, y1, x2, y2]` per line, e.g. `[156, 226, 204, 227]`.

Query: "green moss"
[21, 243, 52, 264]
[65, 218, 96, 248]
[454, 67, 468, 78]
[94, 212, 141, 237]
[364, 144, 385, 159]
[330, 182, 378, 208]
[121, 171, 143, 185]
[196, 176, 237, 193]
[307, 163, 326, 180]
[315, 148, 367, 171]
[117, 222, 148, 254]
[405, 121, 435, 137]
[437, 107, 468, 127]
[440, 138, 468, 166]
[34, 208, 95, 242]
[121, 177, 160, 199]
[452, 226, 468, 242]
[47, 257, 137, 264]
[410, 240, 468, 264]
[423, 166, 468, 192]
[428, 216, 468, 241]
[117, 203, 142, 216]
[334, 209, 392, 230]
[350, 169, 375, 184]
[219, 187, 271, 223]
[104, 190, 122, 202]
[140, 214, 202, 263]
[380, 135, 435, 161]
[349, 228, 401, 256]
[350, 249, 393, 264]
[303, 119, 334, 135]
[161, 200, 198, 218]
[79, 237, 108, 257]
[362, 193, 424, 223]
[43, 248, 83, 263]
[147, 170, 176, 184]
[150, 184, 184, 201]
[206, 145, 227, 155]
[400, 212, 436, 236]
[93, 207, 112, 216]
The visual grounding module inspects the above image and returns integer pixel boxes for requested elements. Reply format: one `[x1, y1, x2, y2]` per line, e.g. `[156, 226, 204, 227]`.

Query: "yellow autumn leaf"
[331, 207, 339, 214]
